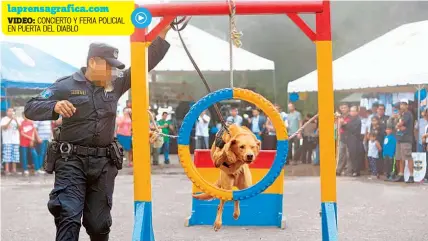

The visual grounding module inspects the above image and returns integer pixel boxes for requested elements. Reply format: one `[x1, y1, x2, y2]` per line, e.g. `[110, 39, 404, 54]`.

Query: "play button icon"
[131, 7, 152, 29]
[136, 13, 146, 23]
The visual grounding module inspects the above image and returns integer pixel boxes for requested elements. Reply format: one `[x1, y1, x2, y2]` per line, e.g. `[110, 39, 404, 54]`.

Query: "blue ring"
[178, 88, 288, 201]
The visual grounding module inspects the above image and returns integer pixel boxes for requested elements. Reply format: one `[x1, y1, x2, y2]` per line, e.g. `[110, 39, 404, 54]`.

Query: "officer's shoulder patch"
[39, 88, 54, 99]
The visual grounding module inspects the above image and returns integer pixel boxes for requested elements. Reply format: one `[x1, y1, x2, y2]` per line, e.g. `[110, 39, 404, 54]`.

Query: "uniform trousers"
[48, 156, 118, 241]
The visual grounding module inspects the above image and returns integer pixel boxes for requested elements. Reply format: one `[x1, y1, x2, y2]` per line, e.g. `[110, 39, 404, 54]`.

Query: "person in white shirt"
[226, 107, 243, 126]
[195, 110, 211, 149]
[414, 108, 428, 152]
[1, 107, 21, 175]
[367, 102, 379, 132]
[420, 108, 428, 183]
[359, 107, 370, 152]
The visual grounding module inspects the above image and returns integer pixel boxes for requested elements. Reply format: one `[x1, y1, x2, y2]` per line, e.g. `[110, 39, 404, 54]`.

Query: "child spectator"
[383, 126, 397, 181]
[20, 116, 41, 176]
[369, 116, 385, 175]
[367, 132, 382, 179]
[1, 107, 21, 175]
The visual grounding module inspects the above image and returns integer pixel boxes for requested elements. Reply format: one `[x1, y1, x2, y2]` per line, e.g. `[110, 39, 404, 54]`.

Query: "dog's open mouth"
[244, 160, 253, 164]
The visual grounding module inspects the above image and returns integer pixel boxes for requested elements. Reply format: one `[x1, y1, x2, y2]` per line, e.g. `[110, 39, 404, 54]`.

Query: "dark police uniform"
[24, 37, 170, 241]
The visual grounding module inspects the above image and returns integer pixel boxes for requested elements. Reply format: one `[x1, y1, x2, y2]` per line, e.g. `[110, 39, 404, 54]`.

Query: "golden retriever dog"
[193, 124, 261, 231]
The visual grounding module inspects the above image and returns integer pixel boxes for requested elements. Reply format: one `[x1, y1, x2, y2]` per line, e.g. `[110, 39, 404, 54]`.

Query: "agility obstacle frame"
[179, 88, 288, 228]
[130, 1, 336, 241]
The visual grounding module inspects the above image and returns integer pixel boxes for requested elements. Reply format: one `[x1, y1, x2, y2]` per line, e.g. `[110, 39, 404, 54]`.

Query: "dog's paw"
[213, 221, 222, 231]
[233, 210, 240, 220]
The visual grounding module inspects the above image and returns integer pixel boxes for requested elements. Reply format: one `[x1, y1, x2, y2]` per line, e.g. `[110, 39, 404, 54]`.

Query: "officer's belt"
[60, 143, 109, 157]
[74, 145, 109, 157]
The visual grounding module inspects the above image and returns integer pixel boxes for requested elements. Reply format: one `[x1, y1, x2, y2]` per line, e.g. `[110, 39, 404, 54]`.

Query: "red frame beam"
[141, 1, 324, 16]
[286, 13, 316, 41]
[134, 1, 325, 42]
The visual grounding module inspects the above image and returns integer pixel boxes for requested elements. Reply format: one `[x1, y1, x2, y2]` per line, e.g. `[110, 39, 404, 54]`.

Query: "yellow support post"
[316, 1, 338, 240]
[131, 30, 155, 239]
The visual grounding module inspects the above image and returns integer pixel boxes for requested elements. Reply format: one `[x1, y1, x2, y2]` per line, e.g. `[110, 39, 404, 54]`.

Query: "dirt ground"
[1, 166, 428, 241]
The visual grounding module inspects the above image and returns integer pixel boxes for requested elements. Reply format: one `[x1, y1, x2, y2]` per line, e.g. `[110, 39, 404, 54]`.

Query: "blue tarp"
[1, 41, 78, 89]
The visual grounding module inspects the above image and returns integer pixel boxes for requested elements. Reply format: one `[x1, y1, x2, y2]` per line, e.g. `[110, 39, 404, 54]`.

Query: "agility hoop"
[177, 88, 288, 201]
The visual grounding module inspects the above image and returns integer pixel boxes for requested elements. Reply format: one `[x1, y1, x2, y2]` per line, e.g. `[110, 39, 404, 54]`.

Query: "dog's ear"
[256, 140, 261, 152]
[224, 138, 236, 151]
[256, 140, 261, 148]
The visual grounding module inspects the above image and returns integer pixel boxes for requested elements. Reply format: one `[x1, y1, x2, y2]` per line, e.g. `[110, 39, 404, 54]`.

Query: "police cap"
[87, 43, 125, 69]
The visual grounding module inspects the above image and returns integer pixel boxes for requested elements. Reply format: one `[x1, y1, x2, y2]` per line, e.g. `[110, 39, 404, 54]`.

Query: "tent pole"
[416, 84, 425, 152]
[272, 70, 277, 103]
[417, 85, 421, 152]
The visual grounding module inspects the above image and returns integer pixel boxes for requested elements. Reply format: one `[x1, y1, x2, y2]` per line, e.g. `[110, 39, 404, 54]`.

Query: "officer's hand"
[54, 100, 76, 118]
[159, 21, 172, 39]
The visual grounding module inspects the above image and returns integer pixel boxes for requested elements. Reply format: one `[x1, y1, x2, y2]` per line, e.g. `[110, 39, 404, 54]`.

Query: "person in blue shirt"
[226, 107, 243, 126]
[248, 108, 266, 141]
[383, 126, 397, 181]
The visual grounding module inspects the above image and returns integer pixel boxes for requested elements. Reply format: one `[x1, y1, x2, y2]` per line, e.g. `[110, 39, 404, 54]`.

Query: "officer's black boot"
[90, 233, 109, 241]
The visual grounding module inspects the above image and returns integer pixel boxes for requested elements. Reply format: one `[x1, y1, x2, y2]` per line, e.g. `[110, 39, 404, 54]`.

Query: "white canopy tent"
[288, 20, 428, 93]
[0, 25, 274, 72]
[1, 23, 275, 113]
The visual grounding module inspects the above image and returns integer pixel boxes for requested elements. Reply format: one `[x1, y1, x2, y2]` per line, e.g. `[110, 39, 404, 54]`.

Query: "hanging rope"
[170, 17, 231, 136]
[228, 0, 242, 88]
[228, 0, 243, 48]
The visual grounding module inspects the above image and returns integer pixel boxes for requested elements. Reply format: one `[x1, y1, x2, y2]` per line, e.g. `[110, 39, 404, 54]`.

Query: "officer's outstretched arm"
[24, 80, 65, 121]
[148, 36, 170, 71]
[116, 37, 171, 96]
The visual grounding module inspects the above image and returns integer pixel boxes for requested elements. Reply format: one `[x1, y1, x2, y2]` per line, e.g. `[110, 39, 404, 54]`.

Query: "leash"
[168, 1, 243, 137]
[289, 113, 319, 139]
[170, 17, 231, 135]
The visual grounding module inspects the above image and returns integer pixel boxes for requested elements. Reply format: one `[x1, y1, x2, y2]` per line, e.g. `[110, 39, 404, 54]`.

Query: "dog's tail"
[192, 180, 221, 200]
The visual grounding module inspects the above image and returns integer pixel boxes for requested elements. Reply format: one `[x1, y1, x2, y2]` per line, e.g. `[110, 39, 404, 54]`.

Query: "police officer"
[24, 25, 172, 241]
